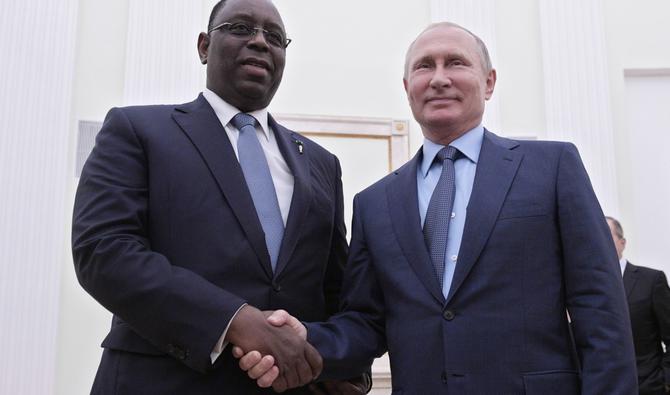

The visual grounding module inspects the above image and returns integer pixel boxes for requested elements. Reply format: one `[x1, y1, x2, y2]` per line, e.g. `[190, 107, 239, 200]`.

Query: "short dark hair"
[208, 1, 228, 32]
[605, 216, 624, 239]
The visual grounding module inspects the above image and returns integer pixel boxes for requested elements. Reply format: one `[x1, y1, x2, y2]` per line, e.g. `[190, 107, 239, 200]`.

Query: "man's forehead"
[409, 28, 474, 59]
[415, 26, 475, 50]
[215, 0, 283, 26]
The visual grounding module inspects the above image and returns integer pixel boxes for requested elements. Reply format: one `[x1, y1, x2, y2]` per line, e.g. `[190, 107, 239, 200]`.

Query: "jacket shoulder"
[629, 262, 665, 278]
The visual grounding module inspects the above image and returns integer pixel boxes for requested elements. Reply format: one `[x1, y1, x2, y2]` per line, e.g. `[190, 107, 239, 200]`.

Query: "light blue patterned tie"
[423, 146, 459, 286]
[230, 113, 284, 271]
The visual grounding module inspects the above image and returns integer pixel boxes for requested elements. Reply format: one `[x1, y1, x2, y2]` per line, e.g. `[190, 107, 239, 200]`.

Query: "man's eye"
[229, 23, 253, 35]
[264, 31, 284, 46]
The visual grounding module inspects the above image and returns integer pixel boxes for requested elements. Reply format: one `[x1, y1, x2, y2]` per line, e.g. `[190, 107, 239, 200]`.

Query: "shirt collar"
[202, 88, 271, 141]
[420, 125, 484, 178]
[620, 257, 627, 275]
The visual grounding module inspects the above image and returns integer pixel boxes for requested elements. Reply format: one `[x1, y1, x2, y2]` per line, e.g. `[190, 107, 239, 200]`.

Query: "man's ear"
[197, 32, 209, 64]
[403, 78, 409, 94]
[484, 68, 497, 100]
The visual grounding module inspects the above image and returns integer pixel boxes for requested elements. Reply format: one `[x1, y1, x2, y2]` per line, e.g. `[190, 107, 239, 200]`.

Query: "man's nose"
[247, 29, 270, 49]
[429, 67, 452, 88]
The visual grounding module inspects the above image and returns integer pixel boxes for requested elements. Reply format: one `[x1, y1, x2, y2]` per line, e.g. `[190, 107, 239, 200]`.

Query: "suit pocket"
[523, 370, 580, 394]
[498, 199, 548, 219]
[101, 322, 165, 356]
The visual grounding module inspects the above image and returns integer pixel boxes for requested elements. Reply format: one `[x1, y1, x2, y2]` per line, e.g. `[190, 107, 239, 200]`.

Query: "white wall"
[621, 74, 670, 274]
[1, 1, 78, 394]
[272, 0, 430, 153]
[603, 0, 670, 267]
[55, 3, 130, 394]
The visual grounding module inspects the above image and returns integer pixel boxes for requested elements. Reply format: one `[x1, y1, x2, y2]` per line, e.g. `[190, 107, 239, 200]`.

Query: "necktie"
[230, 113, 284, 271]
[423, 146, 459, 286]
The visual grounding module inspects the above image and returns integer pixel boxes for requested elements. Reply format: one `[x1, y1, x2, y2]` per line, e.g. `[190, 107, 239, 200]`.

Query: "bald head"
[404, 22, 492, 78]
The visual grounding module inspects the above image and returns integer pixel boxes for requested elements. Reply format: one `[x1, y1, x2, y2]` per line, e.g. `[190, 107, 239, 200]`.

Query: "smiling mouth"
[427, 97, 458, 104]
[241, 58, 271, 71]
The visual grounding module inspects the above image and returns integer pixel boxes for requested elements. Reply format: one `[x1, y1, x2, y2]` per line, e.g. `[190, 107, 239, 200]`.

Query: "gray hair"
[605, 216, 624, 239]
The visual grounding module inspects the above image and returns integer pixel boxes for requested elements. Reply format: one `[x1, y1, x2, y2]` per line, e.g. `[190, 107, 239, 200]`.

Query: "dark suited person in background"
[238, 21, 637, 394]
[608, 216, 670, 394]
[72, 0, 368, 393]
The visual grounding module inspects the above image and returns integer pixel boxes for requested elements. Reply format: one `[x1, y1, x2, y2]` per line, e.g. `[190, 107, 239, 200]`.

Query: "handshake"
[226, 306, 367, 394]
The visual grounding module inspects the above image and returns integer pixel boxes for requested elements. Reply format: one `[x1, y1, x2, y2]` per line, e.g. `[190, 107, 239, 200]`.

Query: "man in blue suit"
[239, 21, 637, 394]
[72, 0, 369, 393]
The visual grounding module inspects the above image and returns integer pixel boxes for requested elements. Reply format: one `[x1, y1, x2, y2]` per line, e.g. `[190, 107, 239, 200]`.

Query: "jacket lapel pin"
[293, 138, 304, 154]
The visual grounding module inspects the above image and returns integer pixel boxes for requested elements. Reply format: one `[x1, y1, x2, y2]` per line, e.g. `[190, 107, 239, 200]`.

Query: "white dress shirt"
[203, 88, 294, 225]
[202, 89, 295, 362]
[417, 126, 483, 297]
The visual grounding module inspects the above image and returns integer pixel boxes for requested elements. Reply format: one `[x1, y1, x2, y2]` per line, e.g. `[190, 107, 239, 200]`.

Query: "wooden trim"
[275, 114, 410, 172]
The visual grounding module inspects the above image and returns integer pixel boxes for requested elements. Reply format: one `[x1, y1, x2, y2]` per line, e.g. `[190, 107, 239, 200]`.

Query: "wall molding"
[624, 68, 670, 77]
[274, 114, 410, 170]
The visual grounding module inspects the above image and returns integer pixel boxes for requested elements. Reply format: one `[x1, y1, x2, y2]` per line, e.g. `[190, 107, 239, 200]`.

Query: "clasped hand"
[226, 306, 319, 392]
[232, 310, 368, 394]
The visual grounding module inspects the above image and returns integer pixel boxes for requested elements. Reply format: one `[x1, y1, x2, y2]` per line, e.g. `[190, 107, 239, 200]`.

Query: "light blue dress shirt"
[417, 126, 484, 298]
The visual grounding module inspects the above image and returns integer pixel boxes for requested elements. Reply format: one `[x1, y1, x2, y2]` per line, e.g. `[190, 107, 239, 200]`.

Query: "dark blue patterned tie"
[423, 146, 459, 285]
[230, 113, 284, 271]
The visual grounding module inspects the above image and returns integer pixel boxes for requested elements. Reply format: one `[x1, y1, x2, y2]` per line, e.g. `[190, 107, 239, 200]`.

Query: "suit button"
[441, 371, 448, 384]
[443, 310, 455, 320]
[272, 282, 281, 292]
[167, 344, 188, 360]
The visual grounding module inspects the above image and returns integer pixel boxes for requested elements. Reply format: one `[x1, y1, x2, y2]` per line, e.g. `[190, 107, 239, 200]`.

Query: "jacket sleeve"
[72, 108, 246, 373]
[556, 143, 637, 394]
[306, 194, 386, 380]
[651, 270, 670, 384]
[322, 155, 348, 317]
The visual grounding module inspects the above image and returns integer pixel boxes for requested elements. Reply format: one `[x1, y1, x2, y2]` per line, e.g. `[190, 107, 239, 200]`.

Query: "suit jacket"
[72, 94, 348, 394]
[624, 261, 670, 395]
[307, 130, 637, 394]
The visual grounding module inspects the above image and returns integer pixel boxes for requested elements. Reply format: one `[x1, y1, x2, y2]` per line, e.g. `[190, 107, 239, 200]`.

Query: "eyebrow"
[226, 13, 284, 31]
[411, 56, 434, 68]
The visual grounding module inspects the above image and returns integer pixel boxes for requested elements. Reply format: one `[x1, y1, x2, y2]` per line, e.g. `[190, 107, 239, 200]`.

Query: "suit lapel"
[446, 131, 523, 304]
[387, 151, 445, 304]
[271, 117, 311, 278]
[172, 95, 273, 278]
[623, 261, 638, 300]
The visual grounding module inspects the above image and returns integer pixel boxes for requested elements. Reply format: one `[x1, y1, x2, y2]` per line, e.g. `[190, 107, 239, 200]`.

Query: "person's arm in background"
[651, 271, 670, 392]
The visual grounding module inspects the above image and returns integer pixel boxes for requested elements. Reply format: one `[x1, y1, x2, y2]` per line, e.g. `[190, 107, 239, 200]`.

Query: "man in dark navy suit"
[72, 0, 368, 393]
[240, 21, 637, 394]
[608, 216, 670, 395]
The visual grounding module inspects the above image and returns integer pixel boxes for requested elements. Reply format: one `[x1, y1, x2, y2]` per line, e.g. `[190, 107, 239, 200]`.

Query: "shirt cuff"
[210, 303, 247, 364]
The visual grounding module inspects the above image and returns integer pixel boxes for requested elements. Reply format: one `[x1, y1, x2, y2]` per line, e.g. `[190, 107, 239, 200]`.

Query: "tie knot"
[230, 113, 257, 131]
[437, 146, 459, 162]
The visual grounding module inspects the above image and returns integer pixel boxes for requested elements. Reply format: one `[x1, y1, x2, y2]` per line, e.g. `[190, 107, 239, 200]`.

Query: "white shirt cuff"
[210, 303, 247, 364]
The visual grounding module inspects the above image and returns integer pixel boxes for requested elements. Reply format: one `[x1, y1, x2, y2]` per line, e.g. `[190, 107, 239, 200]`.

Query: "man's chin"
[422, 112, 459, 128]
[231, 86, 276, 111]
